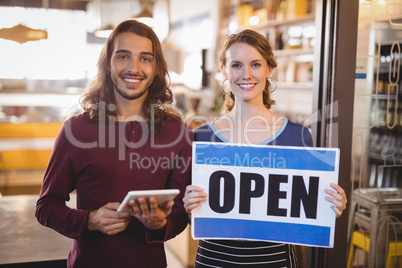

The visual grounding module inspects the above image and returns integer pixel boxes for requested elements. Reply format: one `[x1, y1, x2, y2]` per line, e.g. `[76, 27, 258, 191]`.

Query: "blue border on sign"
[355, 73, 367, 79]
[194, 218, 331, 246]
[195, 143, 337, 171]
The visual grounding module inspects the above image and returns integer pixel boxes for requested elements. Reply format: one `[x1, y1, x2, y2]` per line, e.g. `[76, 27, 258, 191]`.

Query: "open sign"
[191, 142, 340, 248]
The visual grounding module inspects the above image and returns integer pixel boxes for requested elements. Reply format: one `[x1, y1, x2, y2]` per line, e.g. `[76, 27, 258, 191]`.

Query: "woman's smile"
[238, 83, 257, 91]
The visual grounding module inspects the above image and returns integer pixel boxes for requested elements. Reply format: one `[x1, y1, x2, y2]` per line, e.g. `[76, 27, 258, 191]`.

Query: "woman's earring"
[268, 77, 277, 93]
[221, 79, 230, 93]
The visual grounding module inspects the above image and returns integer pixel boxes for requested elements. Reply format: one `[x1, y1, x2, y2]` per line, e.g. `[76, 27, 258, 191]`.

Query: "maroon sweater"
[36, 112, 193, 268]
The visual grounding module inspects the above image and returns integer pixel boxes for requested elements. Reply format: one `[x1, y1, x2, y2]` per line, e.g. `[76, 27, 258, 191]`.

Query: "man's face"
[110, 32, 155, 104]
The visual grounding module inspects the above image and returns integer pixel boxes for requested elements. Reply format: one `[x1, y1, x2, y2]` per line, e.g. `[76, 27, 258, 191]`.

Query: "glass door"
[352, 0, 402, 191]
[349, 1, 402, 267]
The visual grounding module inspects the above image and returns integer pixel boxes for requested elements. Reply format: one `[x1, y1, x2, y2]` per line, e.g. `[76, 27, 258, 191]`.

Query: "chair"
[347, 188, 402, 267]
[347, 230, 402, 268]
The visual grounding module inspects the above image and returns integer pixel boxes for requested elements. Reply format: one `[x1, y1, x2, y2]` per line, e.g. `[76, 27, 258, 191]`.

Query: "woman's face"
[223, 42, 273, 105]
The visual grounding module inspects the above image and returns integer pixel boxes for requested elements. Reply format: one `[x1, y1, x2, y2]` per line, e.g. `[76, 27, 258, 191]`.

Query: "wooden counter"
[0, 194, 75, 266]
[0, 122, 62, 170]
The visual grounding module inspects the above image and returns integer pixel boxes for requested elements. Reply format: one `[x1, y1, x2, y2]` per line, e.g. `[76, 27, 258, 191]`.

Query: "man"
[35, 19, 193, 268]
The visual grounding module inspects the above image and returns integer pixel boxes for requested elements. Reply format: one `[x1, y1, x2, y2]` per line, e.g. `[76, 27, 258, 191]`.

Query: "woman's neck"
[214, 103, 284, 144]
[228, 101, 273, 126]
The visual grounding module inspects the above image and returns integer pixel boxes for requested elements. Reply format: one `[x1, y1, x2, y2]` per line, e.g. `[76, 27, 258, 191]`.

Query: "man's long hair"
[81, 19, 176, 135]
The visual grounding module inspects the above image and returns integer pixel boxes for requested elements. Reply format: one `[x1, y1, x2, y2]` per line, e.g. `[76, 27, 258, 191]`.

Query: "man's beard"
[113, 83, 149, 100]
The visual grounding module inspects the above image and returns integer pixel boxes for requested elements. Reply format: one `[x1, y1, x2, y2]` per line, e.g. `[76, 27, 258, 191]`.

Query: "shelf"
[368, 154, 402, 165]
[371, 93, 399, 100]
[374, 66, 395, 74]
[246, 13, 316, 31]
[274, 47, 315, 57]
[0, 92, 82, 107]
[355, 93, 400, 100]
[276, 81, 313, 90]
[219, 13, 315, 36]
[370, 126, 402, 133]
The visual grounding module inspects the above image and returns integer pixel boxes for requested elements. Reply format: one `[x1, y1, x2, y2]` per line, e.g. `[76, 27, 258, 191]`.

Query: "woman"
[183, 29, 347, 267]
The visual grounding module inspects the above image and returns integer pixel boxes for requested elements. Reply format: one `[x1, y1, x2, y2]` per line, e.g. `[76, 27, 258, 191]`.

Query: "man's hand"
[128, 197, 173, 230]
[88, 202, 131, 235]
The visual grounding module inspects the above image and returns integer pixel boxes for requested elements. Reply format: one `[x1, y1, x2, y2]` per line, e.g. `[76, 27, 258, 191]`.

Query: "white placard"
[191, 142, 340, 248]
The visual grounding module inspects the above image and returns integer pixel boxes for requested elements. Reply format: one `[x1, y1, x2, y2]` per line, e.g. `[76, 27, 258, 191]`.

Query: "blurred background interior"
[0, 0, 401, 267]
[0, 0, 317, 194]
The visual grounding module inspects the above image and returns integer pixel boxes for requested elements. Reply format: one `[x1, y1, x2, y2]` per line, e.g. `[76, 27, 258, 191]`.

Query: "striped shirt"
[194, 240, 298, 267]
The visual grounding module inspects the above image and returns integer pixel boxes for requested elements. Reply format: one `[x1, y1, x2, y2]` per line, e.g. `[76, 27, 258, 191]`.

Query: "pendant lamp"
[133, 0, 156, 28]
[0, 24, 48, 44]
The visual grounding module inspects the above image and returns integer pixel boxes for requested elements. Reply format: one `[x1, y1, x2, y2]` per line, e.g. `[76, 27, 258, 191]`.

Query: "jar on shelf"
[236, 4, 254, 27]
[287, 0, 308, 18]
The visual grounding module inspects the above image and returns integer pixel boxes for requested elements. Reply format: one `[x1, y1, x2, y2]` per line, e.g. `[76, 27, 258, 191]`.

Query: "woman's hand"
[183, 185, 208, 214]
[324, 183, 347, 218]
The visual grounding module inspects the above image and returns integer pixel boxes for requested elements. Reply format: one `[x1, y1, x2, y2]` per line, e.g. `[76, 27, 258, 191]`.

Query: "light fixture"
[249, 16, 260, 25]
[92, 0, 156, 39]
[0, 24, 48, 44]
[94, 24, 114, 38]
[92, 0, 114, 39]
[133, 0, 156, 28]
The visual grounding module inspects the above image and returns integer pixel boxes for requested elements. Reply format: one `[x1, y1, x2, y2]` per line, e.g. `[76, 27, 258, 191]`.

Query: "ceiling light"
[94, 24, 114, 38]
[0, 24, 48, 44]
[133, 0, 155, 28]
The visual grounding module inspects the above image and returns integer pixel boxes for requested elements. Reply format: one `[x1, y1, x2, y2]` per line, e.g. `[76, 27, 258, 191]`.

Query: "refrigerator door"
[352, 2, 402, 189]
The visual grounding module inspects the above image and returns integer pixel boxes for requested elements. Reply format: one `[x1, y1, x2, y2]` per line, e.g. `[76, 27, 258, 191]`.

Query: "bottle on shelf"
[236, 4, 254, 27]
[276, 0, 288, 20]
[287, 0, 308, 18]
[374, 99, 387, 127]
[265, 0, 278, 21]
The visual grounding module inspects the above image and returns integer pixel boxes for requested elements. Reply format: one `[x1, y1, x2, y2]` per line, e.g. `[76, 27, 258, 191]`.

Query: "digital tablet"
[117, 189, 180, 212]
